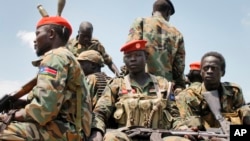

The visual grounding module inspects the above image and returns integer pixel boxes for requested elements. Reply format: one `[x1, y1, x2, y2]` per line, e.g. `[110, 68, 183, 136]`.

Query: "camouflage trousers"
[0, 121, 80, 141]
[104, 130, 191, 141]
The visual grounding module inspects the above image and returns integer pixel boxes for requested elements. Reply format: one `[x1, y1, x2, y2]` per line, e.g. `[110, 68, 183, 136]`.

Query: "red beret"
[36, 16, 72, 35]
[120, 40, 147, 53]
[189, 61, 201, 70]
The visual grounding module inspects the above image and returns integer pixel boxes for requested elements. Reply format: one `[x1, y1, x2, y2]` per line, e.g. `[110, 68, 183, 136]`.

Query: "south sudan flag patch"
[39, 66, 57, 77]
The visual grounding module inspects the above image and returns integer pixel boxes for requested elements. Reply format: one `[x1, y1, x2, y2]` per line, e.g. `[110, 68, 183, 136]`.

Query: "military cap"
[166, 0, 175, 15]
[120, 40, 147, 54]
[36, 16, 72, 35]
[77, 50, 104, 67]
[189, 61, 201, 71]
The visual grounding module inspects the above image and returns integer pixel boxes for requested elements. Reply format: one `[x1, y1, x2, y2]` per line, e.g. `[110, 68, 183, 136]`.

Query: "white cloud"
[241, 13, 250, 27]
[16, 31, 35, 49]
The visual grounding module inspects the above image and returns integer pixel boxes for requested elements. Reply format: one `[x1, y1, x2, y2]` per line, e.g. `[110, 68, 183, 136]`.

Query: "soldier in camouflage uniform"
[67, 21, 120, 76]
[0, 16, 92, 141]
[126, 0, 186, 94]
[185, 61, 202, 88]
[175, 51, 250, 140]
[77, 50, 112, 108]
[88, 40, 190, 141]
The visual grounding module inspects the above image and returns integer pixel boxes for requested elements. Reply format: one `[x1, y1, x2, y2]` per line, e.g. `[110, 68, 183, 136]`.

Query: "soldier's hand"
[88, 130, 103, 141]
[0, 113, 7, 121]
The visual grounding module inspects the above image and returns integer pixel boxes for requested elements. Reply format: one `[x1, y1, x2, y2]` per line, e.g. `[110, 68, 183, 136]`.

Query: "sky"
[1, 0, 250, 102]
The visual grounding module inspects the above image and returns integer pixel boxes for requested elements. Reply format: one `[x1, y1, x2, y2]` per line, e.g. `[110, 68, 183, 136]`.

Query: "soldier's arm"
[94, 40, 119, 75]
[20, 53, 69, 125]
[91, 78, 120, 134]
[172, 34, 186, 91]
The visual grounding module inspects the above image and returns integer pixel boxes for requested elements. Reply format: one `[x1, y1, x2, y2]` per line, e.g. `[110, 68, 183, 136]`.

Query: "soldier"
[176, 51, 250, 140]
[67, 21, 120, 76]
[88, 40, 190, 141]
[126, 0, 186, 95]
[77, 50, 112, 108]
[185, 61, 202, 87]
[0, 16, 92, 140]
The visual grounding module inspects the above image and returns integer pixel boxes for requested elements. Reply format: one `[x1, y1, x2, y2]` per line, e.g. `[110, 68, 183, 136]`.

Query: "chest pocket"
[114, 74, 171, 128]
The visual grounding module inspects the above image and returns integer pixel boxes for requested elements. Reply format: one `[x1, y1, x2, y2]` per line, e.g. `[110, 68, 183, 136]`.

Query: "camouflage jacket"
[25, 47, 92, 137]
[67, 37, 113, 65]
[86, 72, 112, 108]
[126, 13, 186, 89]
[176, 82, 246, 128]
[91, 73, 181, 134]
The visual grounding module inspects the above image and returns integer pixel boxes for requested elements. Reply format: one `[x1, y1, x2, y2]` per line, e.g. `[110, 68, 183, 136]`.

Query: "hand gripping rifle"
[0, 77, 37, 113]
[0, 77, 37, 132]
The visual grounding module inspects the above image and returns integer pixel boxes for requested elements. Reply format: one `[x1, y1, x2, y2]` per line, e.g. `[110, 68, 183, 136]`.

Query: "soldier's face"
[201, 56, 222, 86]
[78, 30, 92, 46]
[34, 25, 52, 57]
[123, 50, 146, 74]
[79, 60, 93, 76]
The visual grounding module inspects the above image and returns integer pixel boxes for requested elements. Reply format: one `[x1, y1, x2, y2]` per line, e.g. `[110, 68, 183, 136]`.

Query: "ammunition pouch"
[113, 94, 167, 128]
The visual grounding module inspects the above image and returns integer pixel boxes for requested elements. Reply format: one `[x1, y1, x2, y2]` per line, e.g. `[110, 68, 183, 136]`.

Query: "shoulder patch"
[39, 66, 57, 78]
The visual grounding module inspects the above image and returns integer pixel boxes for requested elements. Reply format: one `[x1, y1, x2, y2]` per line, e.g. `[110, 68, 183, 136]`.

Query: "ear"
[49, 28, 56, 39]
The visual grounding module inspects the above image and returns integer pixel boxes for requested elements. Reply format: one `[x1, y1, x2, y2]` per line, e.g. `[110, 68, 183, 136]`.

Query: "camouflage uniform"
[175, 82, 249, 129]
[187, 82, 202, 89]
[86, 72, 111, 108]
[67, 37, 113, 66]
[91, 74, 190, 141]
[0, 47, 92, 141]
[126, 12, 186, 90]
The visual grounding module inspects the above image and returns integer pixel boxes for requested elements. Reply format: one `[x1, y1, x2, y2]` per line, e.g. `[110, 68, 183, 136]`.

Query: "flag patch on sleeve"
[39, 66, 57, 77]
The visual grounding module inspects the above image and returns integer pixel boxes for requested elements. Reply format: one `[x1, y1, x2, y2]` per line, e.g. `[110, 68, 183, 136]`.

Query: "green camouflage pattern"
[186, 82, 202, 90]
[77, 50, 104, 67]
[67, 37, 112, 65]
[175, 81, 246, 128]
[86, 72, 111, 108]
[126, 13, 186, 89]
[91, 74, 181, 134]
[0, 47, 92, 140]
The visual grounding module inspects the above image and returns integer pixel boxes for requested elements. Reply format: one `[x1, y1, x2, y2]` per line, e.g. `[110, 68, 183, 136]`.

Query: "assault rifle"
[115, 126, 229, 141]
[203, 90, 230, 135]
[0, 77, 37, 113]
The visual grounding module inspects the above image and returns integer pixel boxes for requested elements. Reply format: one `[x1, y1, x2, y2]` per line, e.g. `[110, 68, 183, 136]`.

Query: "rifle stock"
[0, 77, 37, 112]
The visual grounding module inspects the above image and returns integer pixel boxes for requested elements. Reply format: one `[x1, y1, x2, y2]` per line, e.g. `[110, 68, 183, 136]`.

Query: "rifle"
[0, 77, 37, 113]
[113, 126, 229, 141]
[203, 90, 230, 135]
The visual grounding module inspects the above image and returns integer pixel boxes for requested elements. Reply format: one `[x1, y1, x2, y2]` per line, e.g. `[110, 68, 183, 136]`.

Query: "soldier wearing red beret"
[0, 15, 92, 141]
[185, 61, 202, 87]
[89, 40, 190, 141]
